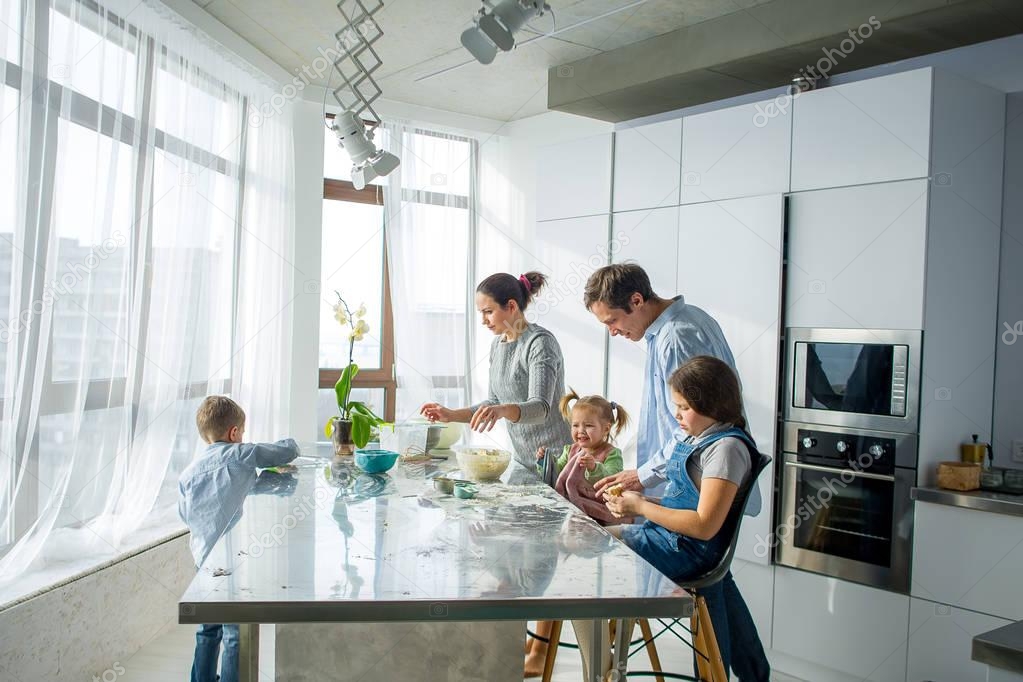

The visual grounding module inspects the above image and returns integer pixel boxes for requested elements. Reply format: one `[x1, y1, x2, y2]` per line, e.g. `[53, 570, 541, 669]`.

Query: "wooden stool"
[534, 619, 668, 682]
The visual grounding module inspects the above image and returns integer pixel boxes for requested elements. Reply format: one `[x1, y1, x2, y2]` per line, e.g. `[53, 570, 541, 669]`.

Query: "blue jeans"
[191, 623, 239, 682]
[622, 525, 770, 681]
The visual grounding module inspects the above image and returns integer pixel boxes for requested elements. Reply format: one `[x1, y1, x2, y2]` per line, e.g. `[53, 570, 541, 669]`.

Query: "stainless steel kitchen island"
[178, 443, 690, 681]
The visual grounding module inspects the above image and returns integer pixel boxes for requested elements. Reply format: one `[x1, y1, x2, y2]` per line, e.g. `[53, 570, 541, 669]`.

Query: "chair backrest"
[681, 452, 772, 591]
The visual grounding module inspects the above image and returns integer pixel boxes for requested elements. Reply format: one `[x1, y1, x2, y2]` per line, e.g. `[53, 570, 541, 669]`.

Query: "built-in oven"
[775, 422, 916, 593]
[784, 328, 922, 434]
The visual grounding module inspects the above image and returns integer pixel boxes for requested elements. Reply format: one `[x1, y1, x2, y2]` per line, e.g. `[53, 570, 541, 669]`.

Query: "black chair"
[627, 452, 773, 682]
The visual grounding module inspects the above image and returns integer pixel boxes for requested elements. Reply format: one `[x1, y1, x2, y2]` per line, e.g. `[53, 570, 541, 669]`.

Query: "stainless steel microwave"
[784, 328, 922, 434]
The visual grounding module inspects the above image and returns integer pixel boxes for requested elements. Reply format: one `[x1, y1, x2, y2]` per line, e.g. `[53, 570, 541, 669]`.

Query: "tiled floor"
[121, 621, 807, 681]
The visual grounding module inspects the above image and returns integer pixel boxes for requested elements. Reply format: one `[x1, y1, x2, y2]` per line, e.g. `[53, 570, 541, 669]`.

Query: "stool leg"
[692, 610, 712, 682]
[695, 595, 728, 682]
[541, 620, 563, 682]
[637, 619, 665, 682]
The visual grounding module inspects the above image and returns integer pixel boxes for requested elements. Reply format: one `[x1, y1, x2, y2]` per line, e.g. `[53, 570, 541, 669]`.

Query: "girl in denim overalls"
[605, 355, 770, 681]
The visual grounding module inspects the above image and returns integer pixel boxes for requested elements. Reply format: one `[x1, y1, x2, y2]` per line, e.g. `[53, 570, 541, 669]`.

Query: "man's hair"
[196, 395, 245, 443]
[583, 263, 657, 312]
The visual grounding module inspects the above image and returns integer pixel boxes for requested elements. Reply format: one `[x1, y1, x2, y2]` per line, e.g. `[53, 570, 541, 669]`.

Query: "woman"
[420, 271, 572, 469]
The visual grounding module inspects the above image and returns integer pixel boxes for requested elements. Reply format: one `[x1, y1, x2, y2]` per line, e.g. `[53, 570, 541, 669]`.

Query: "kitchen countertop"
[973, 620, 1023, 674]
[911, 486, 1023, 517]
[179, 443, 691, 624]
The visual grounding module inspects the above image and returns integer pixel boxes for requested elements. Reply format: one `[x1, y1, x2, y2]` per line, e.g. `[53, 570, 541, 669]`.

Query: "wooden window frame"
[318, 177, 396, 421]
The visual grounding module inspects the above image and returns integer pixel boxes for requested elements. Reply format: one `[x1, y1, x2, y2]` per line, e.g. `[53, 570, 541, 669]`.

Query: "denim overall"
[621, 426, 771, 681]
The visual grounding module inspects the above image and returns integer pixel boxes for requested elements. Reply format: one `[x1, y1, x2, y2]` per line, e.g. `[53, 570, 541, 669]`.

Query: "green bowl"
[453, 482, 479, 499]
[354, 449, 399, 473]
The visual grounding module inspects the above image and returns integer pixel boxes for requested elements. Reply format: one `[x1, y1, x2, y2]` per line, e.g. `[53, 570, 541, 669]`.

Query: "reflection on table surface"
[179, 443, 689, 622]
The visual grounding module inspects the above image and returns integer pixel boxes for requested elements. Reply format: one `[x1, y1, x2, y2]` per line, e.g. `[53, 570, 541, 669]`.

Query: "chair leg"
[695, 595, 728, 682]
[692, 610, 713, 682]
[541, 620, 563, 682]
[637, 619, 665, 682]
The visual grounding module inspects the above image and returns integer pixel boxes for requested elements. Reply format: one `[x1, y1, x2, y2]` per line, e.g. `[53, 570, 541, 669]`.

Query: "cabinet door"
[605, 207, 679, 468]
[613, 119, 681, 212]
[536, 133, 612, 221]
[677, 196, 784, 564]
[912, 502, 1023, 622]
[732, 558, 774, 650]
[681, 99, 791, 204]
[791, 68, 932, 191]
[906, 598, 1011, 682]
[534, 215, 611, 396]
[773, 567, 910, 682]
[785, 180, 928, 329]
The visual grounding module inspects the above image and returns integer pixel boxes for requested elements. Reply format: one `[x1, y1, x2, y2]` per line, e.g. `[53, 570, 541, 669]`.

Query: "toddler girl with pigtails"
[537, 390, 629, 524]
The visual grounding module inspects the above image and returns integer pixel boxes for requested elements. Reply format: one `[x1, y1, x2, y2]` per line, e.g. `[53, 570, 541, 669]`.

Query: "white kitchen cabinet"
[613, 119, 681, 212]
[536, 133, 612, 221]
[989, 669, 1023, 682]
[785, 179, 929, 330]
[533, 215, 611, 396]
[906, 598, 1011, 682]
[605, 207, 679, 468]
[680, 99, 791, 204]
[731, 558, 774, 650]
[791, 68, 932, 191]
[912, 502, 1023, 622]
[773, 566, 910, 682]
[677, 196, 784, 564]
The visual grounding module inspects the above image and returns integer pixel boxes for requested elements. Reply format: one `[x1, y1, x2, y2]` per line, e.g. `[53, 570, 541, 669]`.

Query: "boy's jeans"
[191, 623, 239, 682]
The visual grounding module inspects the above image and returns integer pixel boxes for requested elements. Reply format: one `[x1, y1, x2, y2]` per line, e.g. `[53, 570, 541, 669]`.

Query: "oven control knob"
[836, 440, 849, 453]
[801, 437, 817, 449]
[869, 444, 884, 458]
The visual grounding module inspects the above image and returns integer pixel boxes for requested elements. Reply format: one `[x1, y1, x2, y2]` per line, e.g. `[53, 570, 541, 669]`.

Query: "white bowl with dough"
[454, 447, 512, 482]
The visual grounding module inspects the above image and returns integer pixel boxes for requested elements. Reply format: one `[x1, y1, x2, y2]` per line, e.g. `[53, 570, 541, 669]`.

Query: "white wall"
[994, 91, 1023, 469]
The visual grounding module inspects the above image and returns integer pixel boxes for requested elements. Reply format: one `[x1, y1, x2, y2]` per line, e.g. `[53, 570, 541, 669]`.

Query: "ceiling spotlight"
[461, 0, 550, 65]
[331, 111, 400, 190]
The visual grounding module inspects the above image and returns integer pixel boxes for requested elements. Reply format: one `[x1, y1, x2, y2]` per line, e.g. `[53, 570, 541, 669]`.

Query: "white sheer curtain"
[383, 122, 476, 422]
[0, 0, 294, 600]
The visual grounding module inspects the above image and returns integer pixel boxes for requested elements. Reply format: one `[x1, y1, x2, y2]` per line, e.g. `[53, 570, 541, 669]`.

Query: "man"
[583, 262, 770, 682]
[585, 263, 740, 500]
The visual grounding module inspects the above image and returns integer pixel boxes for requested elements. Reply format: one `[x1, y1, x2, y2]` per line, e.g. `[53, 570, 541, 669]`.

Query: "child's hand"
[577, 453, 596, 471]
[420, 402, 452, 423]
[536, 446, 546, 460]
[606, 490, 644, 518]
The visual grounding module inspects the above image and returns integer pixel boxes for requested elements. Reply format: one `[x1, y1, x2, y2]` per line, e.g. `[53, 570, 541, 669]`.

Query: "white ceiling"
[190, 0, 774, 121]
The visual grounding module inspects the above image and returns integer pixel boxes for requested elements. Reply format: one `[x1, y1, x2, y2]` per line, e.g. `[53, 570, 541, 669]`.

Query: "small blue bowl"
[354, 449, 399, 473]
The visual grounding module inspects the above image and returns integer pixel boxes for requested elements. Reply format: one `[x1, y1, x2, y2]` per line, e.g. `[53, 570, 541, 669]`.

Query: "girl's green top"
[554, 444, 624, 483]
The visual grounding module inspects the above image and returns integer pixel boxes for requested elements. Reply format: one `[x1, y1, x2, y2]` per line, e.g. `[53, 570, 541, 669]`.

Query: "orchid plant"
[325, 291, 389, 449]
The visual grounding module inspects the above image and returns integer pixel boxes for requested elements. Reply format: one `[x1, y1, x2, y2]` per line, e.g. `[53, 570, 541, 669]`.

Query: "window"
[318, 123, 477, 425]
[0, 0, 251, 585]
[319, 123, 395, 423]
[0, 84, 16, 397]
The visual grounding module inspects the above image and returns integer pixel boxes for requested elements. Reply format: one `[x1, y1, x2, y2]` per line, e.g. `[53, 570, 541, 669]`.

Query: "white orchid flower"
[355, 304, 367, 319]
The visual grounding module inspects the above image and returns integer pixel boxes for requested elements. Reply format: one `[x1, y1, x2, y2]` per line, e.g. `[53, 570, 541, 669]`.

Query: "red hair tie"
[519, 274, 531, 292]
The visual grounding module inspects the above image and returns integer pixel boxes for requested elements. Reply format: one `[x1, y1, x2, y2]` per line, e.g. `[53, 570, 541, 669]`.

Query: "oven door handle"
[784, 460, 896, 482]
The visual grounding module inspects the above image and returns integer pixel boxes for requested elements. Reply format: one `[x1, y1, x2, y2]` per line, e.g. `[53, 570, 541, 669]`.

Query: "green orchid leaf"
[349, 401, 385, 425]
[351, 412, 372, 449]
[334, 363, 360, 415]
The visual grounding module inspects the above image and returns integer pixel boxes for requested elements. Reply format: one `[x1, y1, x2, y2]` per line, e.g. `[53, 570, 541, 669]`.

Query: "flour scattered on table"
[212, 568, 232, 577]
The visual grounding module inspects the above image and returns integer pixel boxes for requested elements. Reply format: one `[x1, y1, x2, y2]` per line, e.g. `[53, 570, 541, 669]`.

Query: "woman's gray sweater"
[470, 324, 573, 467]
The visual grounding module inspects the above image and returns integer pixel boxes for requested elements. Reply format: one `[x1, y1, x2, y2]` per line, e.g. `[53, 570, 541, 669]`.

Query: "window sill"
[0, 519, 188, 612]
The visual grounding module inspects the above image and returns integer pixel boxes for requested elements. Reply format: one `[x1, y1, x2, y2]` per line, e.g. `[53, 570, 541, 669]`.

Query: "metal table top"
[179, 444, 690, 624]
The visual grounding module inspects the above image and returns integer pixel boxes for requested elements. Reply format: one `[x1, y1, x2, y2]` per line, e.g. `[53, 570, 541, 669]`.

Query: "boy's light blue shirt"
[635, 296, 762, 515]
[178, 438, 300, 567]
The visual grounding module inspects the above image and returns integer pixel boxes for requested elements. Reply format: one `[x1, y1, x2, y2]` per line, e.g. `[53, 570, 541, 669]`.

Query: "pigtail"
[610, 402, 630, 438]
[559, 388, 580, 422]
